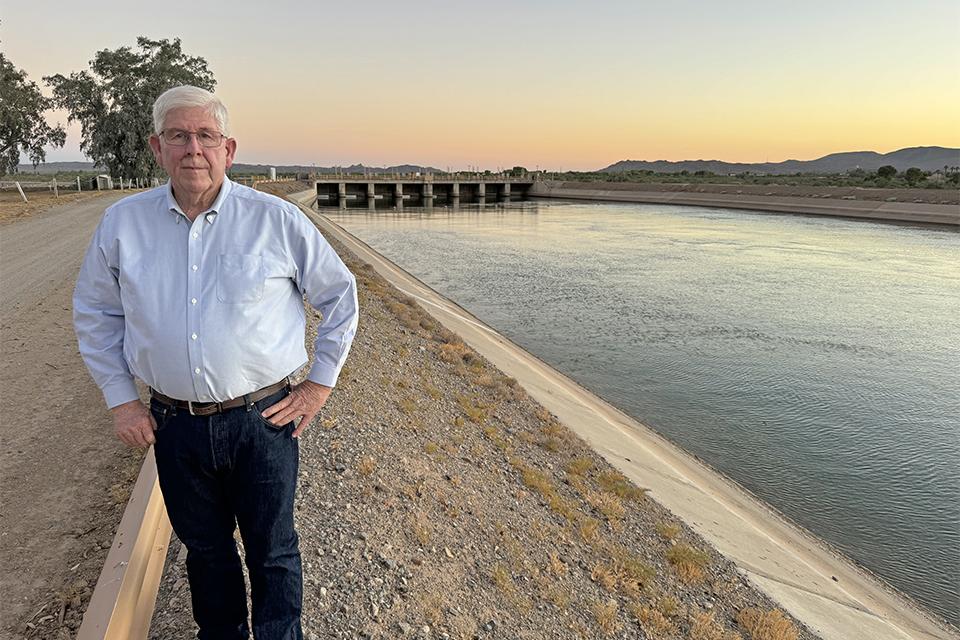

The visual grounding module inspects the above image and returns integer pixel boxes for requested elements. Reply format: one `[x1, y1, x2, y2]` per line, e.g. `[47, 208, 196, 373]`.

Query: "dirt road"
[0, 193, 145, 636]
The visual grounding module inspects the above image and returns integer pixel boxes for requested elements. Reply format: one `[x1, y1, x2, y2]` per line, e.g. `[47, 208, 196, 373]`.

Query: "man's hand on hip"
[110, 400, 157, 447]
[260, 380, 332, 438]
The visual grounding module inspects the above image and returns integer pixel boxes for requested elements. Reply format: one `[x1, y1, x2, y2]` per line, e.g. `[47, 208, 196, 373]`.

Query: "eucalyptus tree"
[45, 37, 215, 180]
[0, 49, 66, 174]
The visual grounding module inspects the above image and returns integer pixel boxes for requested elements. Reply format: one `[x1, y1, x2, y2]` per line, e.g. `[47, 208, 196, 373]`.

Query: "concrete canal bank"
[290, 188, 958, 640]
[528, 181, 960, 226]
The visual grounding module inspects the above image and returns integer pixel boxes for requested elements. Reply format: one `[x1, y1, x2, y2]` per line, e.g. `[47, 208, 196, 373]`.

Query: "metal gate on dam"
[312, 176, 535, 209]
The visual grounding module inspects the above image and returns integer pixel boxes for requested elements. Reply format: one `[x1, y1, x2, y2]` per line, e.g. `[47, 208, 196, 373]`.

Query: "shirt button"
[192, 264, 198, 271]
[191, 333, 198, 340]
[192, 232, 199, 239]
[194, 368, 201, 374]
[191, 298, 198, 305]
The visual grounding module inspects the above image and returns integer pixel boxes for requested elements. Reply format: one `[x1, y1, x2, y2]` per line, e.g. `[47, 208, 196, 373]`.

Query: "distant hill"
[13, 162, 445, 176]
[600, 146, 960, 174]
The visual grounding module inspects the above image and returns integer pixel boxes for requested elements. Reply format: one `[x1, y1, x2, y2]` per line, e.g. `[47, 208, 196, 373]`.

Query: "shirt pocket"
[217, 254, 264, 303]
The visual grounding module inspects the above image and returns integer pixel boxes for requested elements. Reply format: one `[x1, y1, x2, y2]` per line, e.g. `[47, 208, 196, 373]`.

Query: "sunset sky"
[5, 0, 958, 171]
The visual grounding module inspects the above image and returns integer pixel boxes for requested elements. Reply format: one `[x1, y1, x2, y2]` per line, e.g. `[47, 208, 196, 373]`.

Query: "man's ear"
[148, 135, 163, 163]
[224, 138, 237, 170]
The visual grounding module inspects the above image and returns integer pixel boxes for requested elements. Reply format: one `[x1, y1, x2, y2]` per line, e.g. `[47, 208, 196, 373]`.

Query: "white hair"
[152, 85, 230, 136]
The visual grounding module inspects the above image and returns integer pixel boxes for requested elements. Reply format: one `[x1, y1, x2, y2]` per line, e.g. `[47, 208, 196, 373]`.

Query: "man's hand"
[260, 381, 332, 438]
[111, 400, 157, 447]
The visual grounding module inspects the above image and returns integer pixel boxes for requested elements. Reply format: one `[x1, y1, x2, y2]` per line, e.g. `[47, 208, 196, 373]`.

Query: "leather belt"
[150, 379, 289, 416]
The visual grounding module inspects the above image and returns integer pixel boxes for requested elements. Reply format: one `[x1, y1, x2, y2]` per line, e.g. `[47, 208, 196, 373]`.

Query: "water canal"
[323, 200, 960, 625]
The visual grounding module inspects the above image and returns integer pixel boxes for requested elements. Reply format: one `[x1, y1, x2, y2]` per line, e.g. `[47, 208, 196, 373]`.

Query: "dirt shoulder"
[0, 190, 124, 226]
[0, 193, 145, 638]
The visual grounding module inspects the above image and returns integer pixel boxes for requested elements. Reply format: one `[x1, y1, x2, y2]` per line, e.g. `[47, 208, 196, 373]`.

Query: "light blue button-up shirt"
[74, 178, 358, 408]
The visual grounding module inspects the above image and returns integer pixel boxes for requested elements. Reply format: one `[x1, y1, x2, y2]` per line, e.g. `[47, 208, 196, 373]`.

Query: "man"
[74, 85, 358, 639]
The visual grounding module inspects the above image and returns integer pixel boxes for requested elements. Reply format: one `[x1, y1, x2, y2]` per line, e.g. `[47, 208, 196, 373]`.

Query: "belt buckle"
[187, 400, 196, 416]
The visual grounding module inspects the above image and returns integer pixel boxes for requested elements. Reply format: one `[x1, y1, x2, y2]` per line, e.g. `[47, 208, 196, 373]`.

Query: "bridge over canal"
[312, 176, 535, 208]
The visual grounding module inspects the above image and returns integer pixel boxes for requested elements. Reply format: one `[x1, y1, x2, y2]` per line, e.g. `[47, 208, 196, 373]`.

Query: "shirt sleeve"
[73, 213, 139, 408]
[289, 208, 359, 388]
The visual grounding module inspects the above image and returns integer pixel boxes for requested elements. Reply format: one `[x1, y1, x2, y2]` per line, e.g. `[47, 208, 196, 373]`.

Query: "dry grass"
[409, 511, 432, 546]
[585, 490, 626, 525]
[547, 551, 568, 578]
[666, 544, 710, 584]
[597, 470, 648, 501]
[491, 563, 515, 595]
[455, 394, 489, 424]
[592, 600, 620, 636]
[736, 609, 798, 640]
[689, 611, 743, 640]
[630, 603, 678, 638]
[421, 592, 444, 627]
[655, 521, 682, 542]
[565, 457, 595, 476]
[578, 517, 601, 543]
[424, 442, 440, 455]
[398, 397, 417, 414]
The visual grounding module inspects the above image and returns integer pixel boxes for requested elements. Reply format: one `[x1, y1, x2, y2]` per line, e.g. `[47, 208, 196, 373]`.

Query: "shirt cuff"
[102, 378, 140, 409]
[306, 362, 341, 388]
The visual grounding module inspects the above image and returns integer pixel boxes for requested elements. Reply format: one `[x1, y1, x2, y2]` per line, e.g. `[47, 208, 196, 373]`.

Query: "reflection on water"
[324, 201, 960, 625]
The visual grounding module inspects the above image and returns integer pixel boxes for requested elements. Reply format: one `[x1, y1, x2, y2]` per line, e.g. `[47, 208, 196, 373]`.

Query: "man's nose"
[184, 133, 204, 153]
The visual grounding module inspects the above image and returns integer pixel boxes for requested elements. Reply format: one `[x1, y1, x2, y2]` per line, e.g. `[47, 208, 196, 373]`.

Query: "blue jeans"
[151, 387, 303, 640]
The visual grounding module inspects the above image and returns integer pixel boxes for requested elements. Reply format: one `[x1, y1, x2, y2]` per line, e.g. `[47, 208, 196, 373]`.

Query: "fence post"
[53, 178, 59, 198]
[15, 182, 28, 203]
[77, 176, 82, 192]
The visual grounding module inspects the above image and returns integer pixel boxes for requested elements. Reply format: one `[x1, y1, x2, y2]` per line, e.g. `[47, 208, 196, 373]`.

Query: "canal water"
[322, 200, 960, 625]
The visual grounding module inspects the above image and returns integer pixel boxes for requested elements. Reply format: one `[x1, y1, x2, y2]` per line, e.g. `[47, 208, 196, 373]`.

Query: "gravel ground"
[148, 188, 817, 640]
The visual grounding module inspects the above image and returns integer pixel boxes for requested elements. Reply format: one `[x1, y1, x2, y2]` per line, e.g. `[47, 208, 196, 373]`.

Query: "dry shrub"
[736, 608, 798, 640]
[666, 544, 710, 584]
[356, 456, 376, 476]
[439, 342, 472, 364]
[690, 611, 743, 640]
[423, 382, 441, 400]
[424, 442, 439, 455]
[591, 563, 618, 592]
[592, 600, 620, 636]
[658, 595, 681, 618]
[597, 469, 647, 501]
[547, 551, 568, 578]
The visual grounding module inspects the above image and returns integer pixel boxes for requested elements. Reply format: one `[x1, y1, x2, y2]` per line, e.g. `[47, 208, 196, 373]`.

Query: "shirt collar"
[165, 177, 233, 224]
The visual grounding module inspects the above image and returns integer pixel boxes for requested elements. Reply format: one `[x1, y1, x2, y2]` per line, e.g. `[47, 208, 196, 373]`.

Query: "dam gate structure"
[313, 176, 534, 209]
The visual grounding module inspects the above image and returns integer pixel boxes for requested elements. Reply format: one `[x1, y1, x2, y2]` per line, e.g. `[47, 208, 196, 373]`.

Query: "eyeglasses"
[160, 129, 226, 148]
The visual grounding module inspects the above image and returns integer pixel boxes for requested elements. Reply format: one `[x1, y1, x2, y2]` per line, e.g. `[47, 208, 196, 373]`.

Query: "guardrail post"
[53, 178, 59, 198]
[15, 181, 28, 203]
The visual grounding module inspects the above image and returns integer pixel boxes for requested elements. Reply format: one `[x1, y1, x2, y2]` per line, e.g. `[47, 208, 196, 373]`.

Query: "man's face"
[149, 106, 236, 200]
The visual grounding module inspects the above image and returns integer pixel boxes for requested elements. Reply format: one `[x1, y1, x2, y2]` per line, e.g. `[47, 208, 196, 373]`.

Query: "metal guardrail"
[77, 448, 171, 640]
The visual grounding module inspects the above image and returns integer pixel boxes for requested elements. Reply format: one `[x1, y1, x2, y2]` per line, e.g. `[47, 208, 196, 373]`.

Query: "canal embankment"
[528, 181, 960, 226]
[287, 187, 959, 640]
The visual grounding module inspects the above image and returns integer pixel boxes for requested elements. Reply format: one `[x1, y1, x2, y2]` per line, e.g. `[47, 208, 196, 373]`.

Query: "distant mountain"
[600, 146, 960, 174]
[13, 161, 445, 176]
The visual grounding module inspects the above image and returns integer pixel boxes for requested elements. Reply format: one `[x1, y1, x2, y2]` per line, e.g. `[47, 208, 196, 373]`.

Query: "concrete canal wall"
[528, 181, 960, 227]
